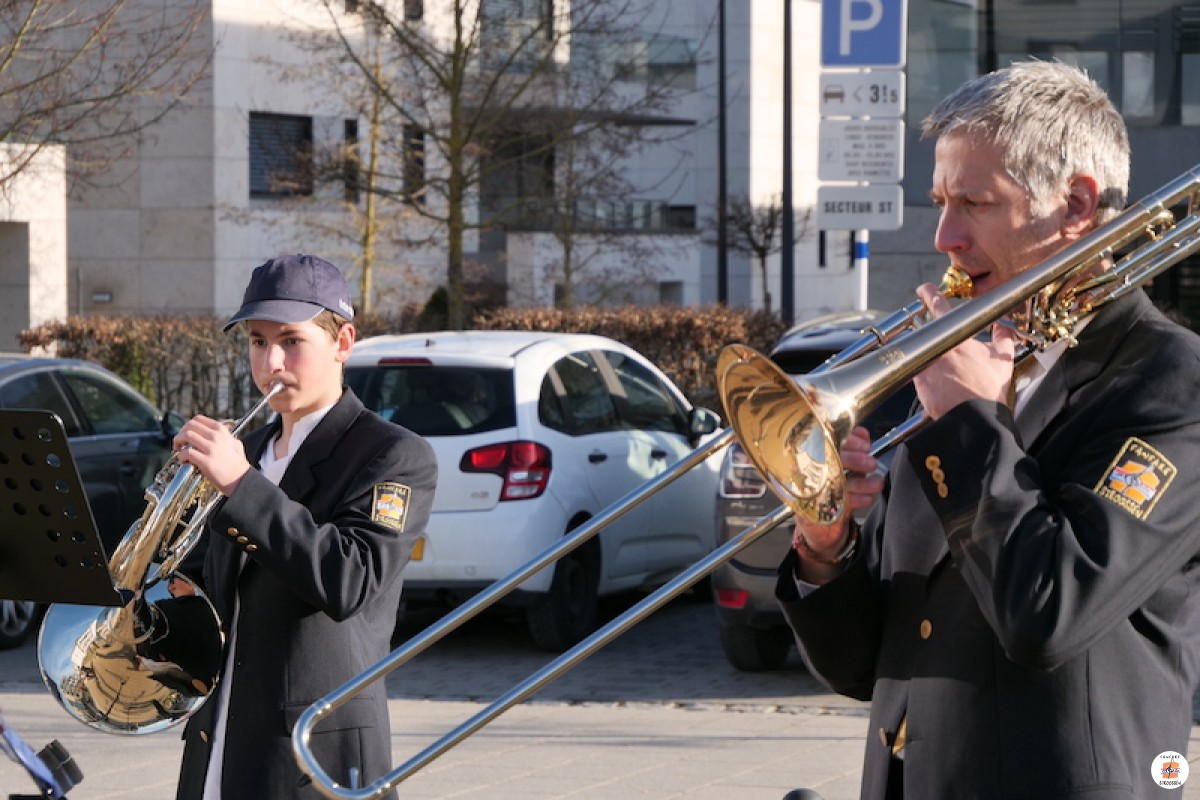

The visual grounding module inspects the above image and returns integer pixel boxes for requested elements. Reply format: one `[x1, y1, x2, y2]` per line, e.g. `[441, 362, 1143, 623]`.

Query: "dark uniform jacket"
[777, 291, 1200, 799]
[176, 388, 437, 800]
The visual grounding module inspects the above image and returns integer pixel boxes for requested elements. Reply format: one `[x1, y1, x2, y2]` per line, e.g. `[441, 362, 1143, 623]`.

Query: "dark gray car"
[711, 311, 916, 670]
[0, 356, 179, 648]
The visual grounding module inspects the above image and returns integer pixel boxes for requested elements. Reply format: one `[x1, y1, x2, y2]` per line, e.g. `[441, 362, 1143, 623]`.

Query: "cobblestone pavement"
[381, 593, 856, 711]
[1, 592, 1197, 799]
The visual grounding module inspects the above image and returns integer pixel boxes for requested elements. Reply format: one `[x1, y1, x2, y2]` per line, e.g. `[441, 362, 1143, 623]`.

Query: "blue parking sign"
[821, 0, 908, 68]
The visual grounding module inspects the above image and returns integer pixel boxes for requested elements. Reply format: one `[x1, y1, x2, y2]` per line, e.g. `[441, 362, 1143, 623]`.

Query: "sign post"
[820, 0, 908, 68]
[818, 0, 909, 309]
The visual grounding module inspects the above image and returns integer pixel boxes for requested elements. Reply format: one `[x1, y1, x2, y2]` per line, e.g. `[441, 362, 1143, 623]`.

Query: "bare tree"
[0, 0, 210, 191]
[293, 0, 706, 326]
[710, 193, 813, 314]
[512, 95, 697, 309]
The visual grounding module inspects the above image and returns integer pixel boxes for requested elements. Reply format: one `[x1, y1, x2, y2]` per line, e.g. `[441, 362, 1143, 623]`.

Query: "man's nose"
[934, 209, 967, 254]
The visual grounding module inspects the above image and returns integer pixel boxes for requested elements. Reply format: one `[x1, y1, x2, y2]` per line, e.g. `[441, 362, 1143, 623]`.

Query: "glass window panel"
[1184, 54, 1200, 126]
[551, 352, 618, 435]
[59, 371, 158, 435]
[600, 351, 688, 436]
[249, 112, 313, 198]
[1122, 51, 1155, 119]
[0, 372, 82, 436]
[344, 366, 515, 436]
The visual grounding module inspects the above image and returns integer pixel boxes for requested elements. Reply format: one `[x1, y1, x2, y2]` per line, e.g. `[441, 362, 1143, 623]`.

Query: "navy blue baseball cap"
[223, 254, 355, 332]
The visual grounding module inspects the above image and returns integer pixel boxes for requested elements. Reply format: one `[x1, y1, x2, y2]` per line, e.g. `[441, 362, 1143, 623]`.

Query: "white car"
[344, 331, 723, 651]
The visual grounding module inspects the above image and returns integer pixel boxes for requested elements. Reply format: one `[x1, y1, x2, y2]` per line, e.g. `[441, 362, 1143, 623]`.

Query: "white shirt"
[202, 403, 335, 800]
[1011, 315, 1091, 417]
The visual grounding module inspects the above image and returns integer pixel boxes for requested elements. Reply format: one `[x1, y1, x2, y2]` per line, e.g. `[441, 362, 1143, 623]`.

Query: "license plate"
[411, 538, 425, 561]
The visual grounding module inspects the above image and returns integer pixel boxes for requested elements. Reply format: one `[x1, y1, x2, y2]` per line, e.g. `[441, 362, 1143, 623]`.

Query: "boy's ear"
[335, 323, 356, 363]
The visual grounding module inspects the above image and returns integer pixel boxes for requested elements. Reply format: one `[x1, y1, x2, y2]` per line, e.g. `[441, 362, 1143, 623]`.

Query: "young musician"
[172, 254, 437, 800]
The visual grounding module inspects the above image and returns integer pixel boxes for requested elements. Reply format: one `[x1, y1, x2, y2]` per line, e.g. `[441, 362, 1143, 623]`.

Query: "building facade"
[60, 0, 843, 324]
[49, 0, 1200, 327]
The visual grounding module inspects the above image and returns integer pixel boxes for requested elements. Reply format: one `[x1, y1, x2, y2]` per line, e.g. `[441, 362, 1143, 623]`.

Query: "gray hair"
[921, 60, 1130, 223]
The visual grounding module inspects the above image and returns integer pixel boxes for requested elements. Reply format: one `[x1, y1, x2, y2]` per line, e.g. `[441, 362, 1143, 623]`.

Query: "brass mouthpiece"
[940, 265, 974, 300]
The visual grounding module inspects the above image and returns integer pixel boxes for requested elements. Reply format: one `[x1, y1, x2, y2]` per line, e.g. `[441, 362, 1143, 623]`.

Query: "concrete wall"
[68, 1, 219, 318]
[0, 144, 67, 350]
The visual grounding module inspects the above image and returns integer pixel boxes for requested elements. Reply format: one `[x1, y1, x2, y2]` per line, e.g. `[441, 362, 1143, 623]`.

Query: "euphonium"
[37, 382, 283, 735]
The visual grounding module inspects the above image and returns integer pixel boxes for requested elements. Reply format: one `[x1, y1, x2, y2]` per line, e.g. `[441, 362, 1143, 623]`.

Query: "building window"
[405, 0, 423, 21]
[343, 119, 360, 203]
[1121, 51, 1155, 119]
[403, 123, 425, 204]
[249, 112, 313, 198]
[659, 281, 683, 305]
[1185, 54, 1200, 126]
[665, 205, 696, 230]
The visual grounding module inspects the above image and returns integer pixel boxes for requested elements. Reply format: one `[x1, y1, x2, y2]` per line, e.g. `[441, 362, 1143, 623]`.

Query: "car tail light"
[716, 588, 749, 609]
[460, 441, 551, 501]
[719, 443, 767, 499]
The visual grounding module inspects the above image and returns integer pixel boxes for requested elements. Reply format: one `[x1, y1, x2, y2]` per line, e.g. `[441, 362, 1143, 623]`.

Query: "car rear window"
[345, 365, 516, 436]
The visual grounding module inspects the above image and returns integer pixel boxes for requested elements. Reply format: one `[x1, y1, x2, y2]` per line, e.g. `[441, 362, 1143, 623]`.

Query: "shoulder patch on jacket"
[372, 482, 412, 531]
[1093, 437, 1177, 520]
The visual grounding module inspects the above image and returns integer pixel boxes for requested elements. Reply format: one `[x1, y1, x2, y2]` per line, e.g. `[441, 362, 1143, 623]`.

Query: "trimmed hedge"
[19, 306, 787, 419]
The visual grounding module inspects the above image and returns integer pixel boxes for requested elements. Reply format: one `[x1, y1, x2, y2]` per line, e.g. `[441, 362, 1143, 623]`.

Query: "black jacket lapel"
[1015, 290, 1152, 450]
[277, 390, 364, 504]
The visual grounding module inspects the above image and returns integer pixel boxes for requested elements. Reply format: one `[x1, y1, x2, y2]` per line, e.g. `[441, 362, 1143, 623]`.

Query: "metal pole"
[781, 0, 795, 324]
[717, 0, 728, 303]
[855, 228, 870, 309]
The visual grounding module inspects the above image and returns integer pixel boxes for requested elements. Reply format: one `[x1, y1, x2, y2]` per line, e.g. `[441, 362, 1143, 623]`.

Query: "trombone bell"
[717, 344, 852, 526]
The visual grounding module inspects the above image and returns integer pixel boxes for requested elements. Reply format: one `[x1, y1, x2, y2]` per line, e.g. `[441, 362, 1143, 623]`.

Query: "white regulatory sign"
[820, 70, 905, 118]
[818, 184, 904, 231]
[818, 118, 904, 182]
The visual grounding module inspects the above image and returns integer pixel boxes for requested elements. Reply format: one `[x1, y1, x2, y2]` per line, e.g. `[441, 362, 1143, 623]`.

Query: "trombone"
[293, 165, 1200, 799]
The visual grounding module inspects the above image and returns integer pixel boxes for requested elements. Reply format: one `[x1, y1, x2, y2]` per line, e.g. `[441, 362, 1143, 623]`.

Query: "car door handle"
[588, 452, 608, 463]
[119, 462, 138, 477]
[650, 449, 668, 460]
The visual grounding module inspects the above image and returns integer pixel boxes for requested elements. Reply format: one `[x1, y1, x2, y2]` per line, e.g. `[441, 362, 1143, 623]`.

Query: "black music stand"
[0, 409, 122, 608]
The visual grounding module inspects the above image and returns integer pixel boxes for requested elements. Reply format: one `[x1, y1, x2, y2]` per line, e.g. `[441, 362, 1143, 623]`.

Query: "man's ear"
[1062, 174, 1101, 239]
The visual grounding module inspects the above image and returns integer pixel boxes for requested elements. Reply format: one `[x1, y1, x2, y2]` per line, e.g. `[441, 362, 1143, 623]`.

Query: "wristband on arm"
[795, 517, 860, 566]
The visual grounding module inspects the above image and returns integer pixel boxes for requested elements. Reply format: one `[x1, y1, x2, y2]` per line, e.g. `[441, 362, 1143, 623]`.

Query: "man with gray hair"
[778, 61, 1200, 798]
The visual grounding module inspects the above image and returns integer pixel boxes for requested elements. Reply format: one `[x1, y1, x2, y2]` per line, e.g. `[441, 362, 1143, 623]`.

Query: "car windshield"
[345, 365, 516, 436]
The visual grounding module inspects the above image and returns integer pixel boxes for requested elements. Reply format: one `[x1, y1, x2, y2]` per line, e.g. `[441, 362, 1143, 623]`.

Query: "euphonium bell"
[37, 383, 283, 735]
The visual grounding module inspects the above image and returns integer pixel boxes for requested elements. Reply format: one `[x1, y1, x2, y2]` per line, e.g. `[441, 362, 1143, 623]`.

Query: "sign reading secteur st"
[821, 0, 908, 69]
